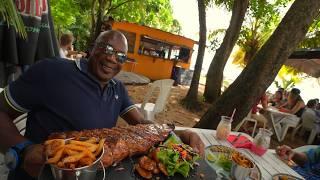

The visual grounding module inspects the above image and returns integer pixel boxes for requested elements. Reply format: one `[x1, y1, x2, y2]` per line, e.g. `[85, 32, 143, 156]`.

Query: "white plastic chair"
[234, 111, 258, 137]
[135, 79, 174, 121]
[291, 108, 318, 144]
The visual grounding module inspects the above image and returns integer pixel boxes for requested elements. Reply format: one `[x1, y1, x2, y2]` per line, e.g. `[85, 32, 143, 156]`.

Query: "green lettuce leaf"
[157, 148, 193, 177]
[175, 160, 191, 177]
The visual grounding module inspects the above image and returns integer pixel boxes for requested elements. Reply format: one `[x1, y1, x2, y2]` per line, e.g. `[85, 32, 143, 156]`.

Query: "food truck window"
[170, 46, 180, 60]
[119, 30, 136, 53]
[179, 48, 190, 62]
[139, 36, 170, 59]
[170, 47, 190, 63]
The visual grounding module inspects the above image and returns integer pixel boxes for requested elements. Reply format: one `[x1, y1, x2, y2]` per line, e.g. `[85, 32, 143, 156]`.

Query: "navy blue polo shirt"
[4, 58, 135, 143]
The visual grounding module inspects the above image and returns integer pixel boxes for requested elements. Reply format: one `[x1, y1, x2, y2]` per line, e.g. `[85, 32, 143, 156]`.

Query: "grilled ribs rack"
[48, 124, 174, 167]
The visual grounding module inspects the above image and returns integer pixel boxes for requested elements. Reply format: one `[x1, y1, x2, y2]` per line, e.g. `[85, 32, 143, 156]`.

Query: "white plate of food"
[205, 145, 261, 180]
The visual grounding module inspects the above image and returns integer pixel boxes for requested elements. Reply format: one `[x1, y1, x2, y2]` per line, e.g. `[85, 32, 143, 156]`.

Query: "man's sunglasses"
[96, 42, 127, 64]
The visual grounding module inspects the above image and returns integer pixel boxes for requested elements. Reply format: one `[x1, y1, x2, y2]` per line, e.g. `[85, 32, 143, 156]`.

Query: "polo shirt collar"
[75, 59, 117, 86]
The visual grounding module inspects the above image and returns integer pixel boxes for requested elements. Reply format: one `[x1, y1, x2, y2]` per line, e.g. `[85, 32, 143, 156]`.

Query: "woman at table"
[279, 88, 305, 117]
[269, 90, 285, 107]
[276, 145, 320, 179]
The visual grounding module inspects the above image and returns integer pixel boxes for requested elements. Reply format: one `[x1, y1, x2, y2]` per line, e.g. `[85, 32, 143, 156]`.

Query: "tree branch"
[107, 0, 137, 13]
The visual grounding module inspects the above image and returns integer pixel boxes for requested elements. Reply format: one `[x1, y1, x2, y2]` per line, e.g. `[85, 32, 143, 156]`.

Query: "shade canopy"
[285, 49, 320, 78]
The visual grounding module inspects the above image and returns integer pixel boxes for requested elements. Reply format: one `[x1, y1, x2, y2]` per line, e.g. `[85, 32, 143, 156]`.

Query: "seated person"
[276, 145, 320, 179]
[251, 93, 269, 126]
[306, 99, 320, 120]
[243, 93, 269, 133]
[269, 90, 284, 107]
[59, 33, 86, 60]
[282, 90, 289, 104]
[279, 88, 305, 117]
[0, 30, 204, 180]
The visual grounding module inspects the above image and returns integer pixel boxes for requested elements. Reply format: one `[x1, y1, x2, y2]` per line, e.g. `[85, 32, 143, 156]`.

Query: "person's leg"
[251, 113, 268, 128]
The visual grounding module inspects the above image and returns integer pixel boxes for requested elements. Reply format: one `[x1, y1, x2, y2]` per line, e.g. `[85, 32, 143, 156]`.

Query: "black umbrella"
[0, 0, 59, 87]
[285, 49, 320, 78]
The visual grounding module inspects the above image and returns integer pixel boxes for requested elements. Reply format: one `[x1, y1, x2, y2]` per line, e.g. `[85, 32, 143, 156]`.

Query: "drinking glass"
[216, 116, 232, 140]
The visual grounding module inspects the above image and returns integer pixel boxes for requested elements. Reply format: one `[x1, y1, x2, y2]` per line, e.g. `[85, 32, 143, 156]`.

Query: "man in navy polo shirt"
[0, 30, 204, 179]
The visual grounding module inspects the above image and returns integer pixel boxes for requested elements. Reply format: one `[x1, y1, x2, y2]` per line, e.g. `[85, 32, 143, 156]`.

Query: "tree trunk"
[203, 0, 249, 103]
[195, 0, 320, 129]
[182, 0, 207, 110]
[89, 0, 109, 48]
[94, 9, 103, 40]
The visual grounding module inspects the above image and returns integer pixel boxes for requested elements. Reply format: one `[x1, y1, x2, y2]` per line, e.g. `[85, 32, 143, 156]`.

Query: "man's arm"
[289, 101, 305, 114]
[0, 92, 27, 153]
[292, 152, 309, 167]
[121, 107, 154, 125]
[122, 108, 205, 156]
[174, 129, 205, 156]
[276, 145, 308, 167]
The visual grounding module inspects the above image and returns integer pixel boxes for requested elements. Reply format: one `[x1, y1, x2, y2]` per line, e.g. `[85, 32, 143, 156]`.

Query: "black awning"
[285, 49, 320, 78]
[289, 49, 320, 59]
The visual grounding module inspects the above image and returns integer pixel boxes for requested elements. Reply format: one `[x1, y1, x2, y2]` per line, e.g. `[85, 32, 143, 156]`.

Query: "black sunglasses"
[96, 42, 127, 64]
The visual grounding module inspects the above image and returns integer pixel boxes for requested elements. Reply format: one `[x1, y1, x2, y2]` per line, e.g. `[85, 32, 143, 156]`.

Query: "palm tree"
[0, 0, 27, 38]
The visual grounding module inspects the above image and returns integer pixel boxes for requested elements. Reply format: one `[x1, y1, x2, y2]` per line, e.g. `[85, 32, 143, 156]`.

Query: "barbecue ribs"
[48, 124, 174, 167]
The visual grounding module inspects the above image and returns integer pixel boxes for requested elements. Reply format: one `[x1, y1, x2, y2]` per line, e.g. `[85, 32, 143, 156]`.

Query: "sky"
[170, 0, 320, 101]
[170, 0, 241, 80]
[170, 0, 231, 39]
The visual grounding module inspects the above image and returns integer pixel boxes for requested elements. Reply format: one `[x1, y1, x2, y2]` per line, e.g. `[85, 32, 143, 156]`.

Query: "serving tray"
[39, 156, 216, 180]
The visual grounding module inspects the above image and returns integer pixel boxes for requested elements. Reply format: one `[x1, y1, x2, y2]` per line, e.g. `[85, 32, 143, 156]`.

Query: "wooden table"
[176, 127, 304, 180]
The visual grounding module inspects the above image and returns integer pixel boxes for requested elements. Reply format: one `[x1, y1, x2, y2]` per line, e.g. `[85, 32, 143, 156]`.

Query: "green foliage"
[205, 0, 233, 11]
[51, 0, 181, 50]
[207, 29, 226, 52]
[298, 17, 320, 48]
[0, 0, 26, 39]
[274, 66, 303, 90]
[234, 0, 293, 65]
[112, 0, 181, 34]
[51, 0, 91, 50]
[232, 47, 246, 67]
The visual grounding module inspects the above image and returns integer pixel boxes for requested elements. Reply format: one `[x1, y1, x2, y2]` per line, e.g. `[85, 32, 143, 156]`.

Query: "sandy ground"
[118, 84, 310, 149]
[128, 84, 210, 126]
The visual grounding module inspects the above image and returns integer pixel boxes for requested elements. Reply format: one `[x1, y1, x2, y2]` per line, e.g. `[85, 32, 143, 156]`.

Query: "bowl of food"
[44, 137, 105, 180]
[230, 151, 255, 180]
[134, 132, 200, 179]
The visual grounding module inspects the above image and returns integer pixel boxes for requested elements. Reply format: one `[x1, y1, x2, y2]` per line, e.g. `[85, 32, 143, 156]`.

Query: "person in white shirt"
[59, 33, 86, 60]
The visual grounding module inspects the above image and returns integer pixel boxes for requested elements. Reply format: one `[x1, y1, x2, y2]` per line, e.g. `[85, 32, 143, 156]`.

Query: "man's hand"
[176, 130, 205, 157]
[276, 145, 309, 167]
[276, 145, 294, 160]
[22, 144, 46, 177]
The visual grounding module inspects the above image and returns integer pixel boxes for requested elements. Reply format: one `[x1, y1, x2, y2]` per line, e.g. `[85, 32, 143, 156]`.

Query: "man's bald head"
[95, 30, 128, 53]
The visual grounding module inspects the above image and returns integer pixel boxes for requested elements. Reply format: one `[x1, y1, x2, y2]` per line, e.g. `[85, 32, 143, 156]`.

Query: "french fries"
[44, 138, 105, 169]
[231, 151, 254, 168]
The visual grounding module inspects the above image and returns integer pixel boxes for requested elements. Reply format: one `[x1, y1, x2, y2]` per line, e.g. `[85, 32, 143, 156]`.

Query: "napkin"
[228, 135, 269, 156]
[227, 134, 253, 149]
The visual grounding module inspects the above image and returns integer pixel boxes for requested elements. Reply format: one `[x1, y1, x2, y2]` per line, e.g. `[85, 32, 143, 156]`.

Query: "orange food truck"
[112, 21, 196, 80]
